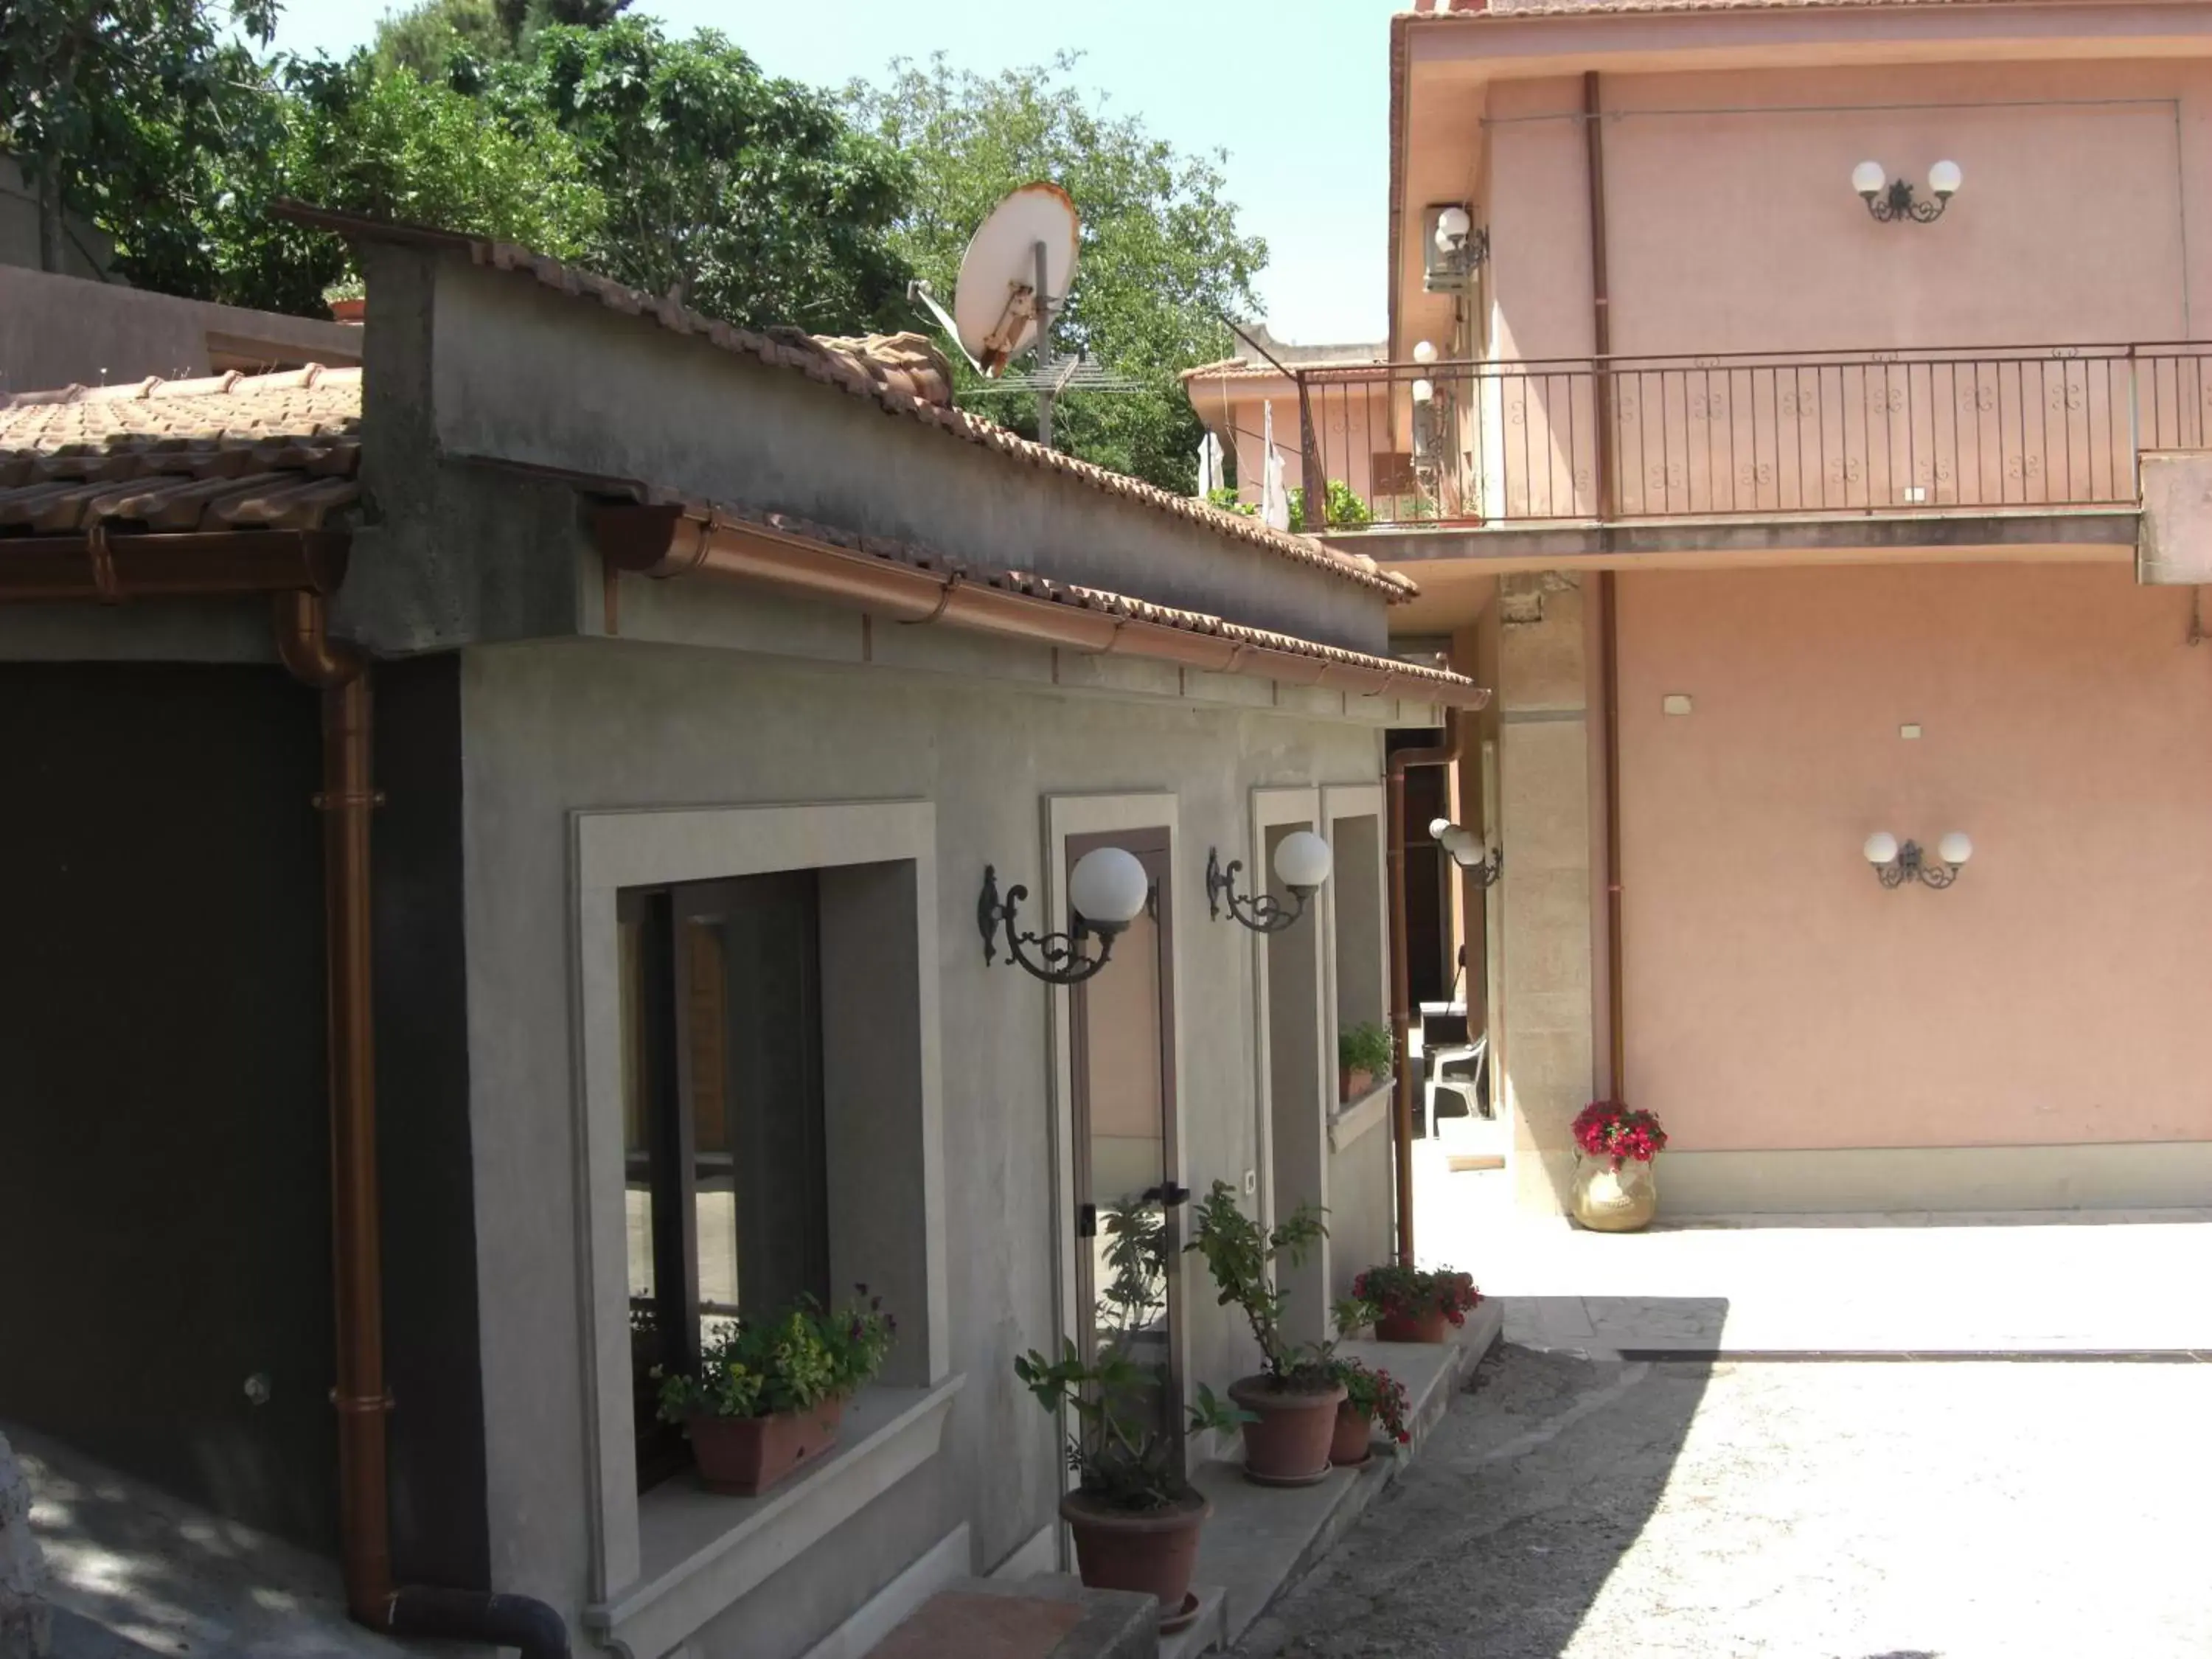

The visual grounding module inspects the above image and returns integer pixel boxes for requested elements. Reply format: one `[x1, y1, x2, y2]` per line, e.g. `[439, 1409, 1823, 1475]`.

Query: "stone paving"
[1234, 1342, 2212, 1659]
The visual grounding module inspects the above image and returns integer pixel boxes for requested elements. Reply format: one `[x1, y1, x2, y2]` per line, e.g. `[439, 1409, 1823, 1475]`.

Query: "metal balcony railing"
[1293, 344, 2212, 530]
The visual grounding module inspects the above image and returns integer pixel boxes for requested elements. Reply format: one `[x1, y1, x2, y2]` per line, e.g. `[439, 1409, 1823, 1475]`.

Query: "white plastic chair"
[1423, 1033, 1488, 1140]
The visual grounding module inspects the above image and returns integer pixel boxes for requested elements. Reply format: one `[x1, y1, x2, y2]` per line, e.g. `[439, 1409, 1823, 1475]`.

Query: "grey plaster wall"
[0, 262, 360, 394]
[453, 635, 1382, 1656]
[1327, 1128, 1395, 1308]
[345, 246, 1390, 658]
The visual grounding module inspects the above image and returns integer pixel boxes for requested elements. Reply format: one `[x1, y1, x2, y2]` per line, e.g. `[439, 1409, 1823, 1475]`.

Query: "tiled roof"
[271, 203, 1416, 602]
[641, 496, 1482, 701]
[1180, 355, 1384, 383]
[0, 367, 361, 534]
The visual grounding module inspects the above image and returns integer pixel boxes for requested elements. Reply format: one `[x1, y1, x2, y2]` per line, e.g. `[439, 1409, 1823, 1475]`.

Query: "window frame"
[570, 799, 951, 1607]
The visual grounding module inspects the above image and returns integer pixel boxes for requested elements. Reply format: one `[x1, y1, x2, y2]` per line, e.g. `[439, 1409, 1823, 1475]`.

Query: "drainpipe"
[1585, 70, 1629, 1100]
[274, 594, 571, 1659]
[1385, 706, 1470, 1265]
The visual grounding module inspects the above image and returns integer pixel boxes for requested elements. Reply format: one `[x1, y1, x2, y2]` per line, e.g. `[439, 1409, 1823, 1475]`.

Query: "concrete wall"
[1476, 57, 2212, 362]
[1618, 561, 2212, 1164]
[455, 636, 1382, 1656]
[1326, 1125, 1394, 1306]
[348, 247, 1387, 659]
[0, 265, 361, 396]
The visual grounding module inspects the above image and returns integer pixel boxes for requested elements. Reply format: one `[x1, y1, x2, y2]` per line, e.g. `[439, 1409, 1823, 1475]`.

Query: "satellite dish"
[952, 181, 1079, 377]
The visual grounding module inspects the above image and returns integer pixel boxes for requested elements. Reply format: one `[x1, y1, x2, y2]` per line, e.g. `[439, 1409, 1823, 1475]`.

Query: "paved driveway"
[1235, 1343, 2212, 1659]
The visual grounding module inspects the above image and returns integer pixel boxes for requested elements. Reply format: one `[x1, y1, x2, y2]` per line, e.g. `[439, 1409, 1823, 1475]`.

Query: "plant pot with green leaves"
[1352, 1264, 1482, 1343]
[655, 1289, 894, 1495]
[1338, 1021, 1394, 1102]
[1329, 1359, 1412, 1467]
[1015, 1343, 1248, 1630]
[1187, 1180, 1346, 1486]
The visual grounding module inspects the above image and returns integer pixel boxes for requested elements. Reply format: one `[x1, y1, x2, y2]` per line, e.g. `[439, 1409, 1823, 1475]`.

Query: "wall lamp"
[1423, 203, 1489, 291]
[978, 846, 1151, 985]
[1430, 816, 1503, 888]
[1853, 159, 1961, 224]
[1207, 830, 1333, 934]
[1863, 830, 1972, 890]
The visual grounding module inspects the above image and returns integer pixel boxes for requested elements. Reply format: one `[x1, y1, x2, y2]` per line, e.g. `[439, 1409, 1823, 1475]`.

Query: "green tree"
[845, 52, 1265, 492]
[488, 18, 913, 330]
[369, 0, 630, 80]
[0, 0, 278, 282]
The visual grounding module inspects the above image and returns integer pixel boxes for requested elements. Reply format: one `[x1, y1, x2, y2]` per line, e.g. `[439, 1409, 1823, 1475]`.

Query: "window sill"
[585, 1375, 964, 1659]
[1329, 1077, 1394, 1152]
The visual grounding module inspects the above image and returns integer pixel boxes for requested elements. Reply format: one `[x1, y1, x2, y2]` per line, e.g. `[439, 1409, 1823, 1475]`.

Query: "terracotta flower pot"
[1228, 1375, 1348, 1486]
[1060, 1489, 1211, 1627]
[1339, 1065, 1377, 1102]
[1571, 1156, 1658, 1233]
[686, 1397, 843, 1495]
[1374, 1307, 1450, 1344]
[330, 297, 366, 323]
[1330, 1402, 1374, 1467]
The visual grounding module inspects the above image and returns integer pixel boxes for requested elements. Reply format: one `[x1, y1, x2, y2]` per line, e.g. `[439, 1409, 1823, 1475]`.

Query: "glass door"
[1067, 830, 1184, 1457]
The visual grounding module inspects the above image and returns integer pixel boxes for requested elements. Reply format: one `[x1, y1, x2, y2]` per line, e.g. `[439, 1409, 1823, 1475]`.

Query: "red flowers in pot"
[1571, 1100, 1669, 1166]
[1329, 1360, 1411, 1467]
[1352, 1265, 1482, 1344]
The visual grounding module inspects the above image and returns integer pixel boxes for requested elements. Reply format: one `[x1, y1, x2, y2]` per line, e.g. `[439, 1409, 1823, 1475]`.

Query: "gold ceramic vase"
[1571, 1156, 1658, 1231]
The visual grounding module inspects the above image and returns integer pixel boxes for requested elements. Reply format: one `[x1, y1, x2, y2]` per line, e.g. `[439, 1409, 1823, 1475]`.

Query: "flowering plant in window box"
[1569, 1101, 1669, 1231]
[655, 1287, 894, 1495]
[1350, 1265, 1481, 1343]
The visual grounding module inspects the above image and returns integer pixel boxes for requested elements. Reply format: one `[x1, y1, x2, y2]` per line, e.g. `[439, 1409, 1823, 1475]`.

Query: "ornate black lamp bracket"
[1865, 179, 1949, 224]
[1462, 844, 1505, 890]
[978, 865, 1118, 985]
[1874, 841, 1961, 890]
[1205, 846, 1310, 934]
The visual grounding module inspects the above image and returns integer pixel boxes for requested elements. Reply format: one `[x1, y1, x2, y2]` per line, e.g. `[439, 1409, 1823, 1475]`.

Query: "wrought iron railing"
[1294, 344, 2212, 529]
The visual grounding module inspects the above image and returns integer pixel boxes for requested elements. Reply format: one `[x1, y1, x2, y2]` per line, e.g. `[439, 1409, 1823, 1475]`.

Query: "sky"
[263, 0, 1403, 345]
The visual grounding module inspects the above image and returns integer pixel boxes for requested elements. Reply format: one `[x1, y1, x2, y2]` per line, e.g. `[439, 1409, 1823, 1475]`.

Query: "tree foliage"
[846, 53, 1265, 493]
[369, 0, 632, 80]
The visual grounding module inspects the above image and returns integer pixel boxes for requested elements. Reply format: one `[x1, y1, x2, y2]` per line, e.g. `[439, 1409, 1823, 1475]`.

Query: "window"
[619, 872, 829, 1489]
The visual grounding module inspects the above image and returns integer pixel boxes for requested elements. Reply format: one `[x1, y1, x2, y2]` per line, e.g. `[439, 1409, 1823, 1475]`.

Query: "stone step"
[863, 1575, 1156, 1659]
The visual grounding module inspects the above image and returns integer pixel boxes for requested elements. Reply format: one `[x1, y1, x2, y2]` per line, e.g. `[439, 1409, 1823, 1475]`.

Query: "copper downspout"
[1385, 706, 1470, 1265]
[274, 591, 391, 1622]
[1585, 70, 1629, 1100]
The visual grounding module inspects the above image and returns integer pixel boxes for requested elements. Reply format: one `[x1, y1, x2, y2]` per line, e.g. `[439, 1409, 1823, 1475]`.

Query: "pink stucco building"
[1214, 0, 2212, 1217]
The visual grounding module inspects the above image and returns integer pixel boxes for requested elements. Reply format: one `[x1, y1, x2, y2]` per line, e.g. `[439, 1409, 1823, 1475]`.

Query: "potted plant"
[1015, 1343, 1248, 1631]
[1352, 1264, 1481, 1344]
[655, 1287, 894, 1495]
[1186, 1180, 1346, 1486]
[1338, 1020, 1394, 1102]
[1571, 1101, 1669, 1231]
[1329, 1360, 1412, 1467]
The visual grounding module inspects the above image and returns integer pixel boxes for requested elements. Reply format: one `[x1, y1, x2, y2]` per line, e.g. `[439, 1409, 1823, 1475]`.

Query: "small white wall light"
[1412, 339, 1439, 365]
[1854, 158, 1961, 224]
[1865, 830, 1971, 889]
[1434, 204, 1473, 251]
[1430, 815, 1503, 888]
[978, 845, 1150, 984]
[1208, 830, 1333, 933]
[1424, 202, 1489, 291]
[1411, 377, 1436, 405]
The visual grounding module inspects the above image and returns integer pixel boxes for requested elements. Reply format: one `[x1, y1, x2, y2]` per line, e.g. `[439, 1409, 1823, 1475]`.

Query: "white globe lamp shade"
[1863, 831, 1900, 866]
[1427, 816, 1455, 841]
[1937, 831, 1974, 866]
[1273, 830, 1335, 895]
[1412, 339, 1439, 365]
[1439, 825, 1479, 861]
[1851, 160, 1888, 198]
[1435, 204, 1472, 246]
[1068, 846, 1150, 932]
[1411, 378, 1436, 404]
[1927, 159, 1963, 198]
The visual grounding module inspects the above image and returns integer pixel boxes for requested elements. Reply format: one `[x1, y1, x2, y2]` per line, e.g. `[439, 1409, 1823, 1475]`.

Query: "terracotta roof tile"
[268, 204, 1416, 602]
[0, 366, 361, 534]
[1180, 355, 1385, 383]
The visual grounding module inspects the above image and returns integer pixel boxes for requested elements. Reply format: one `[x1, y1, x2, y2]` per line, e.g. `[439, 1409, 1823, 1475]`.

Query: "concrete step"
[863, 1575, 1156, 1659]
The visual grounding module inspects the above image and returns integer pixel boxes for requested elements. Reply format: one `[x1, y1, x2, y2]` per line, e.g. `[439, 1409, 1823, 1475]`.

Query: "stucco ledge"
[1329, 1078, 1394, 1152]
[584, 1374, 965, 1659]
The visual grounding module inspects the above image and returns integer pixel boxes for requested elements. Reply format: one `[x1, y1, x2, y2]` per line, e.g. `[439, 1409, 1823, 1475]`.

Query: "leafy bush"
[1186, 1180, 1335, 1388]
[655, 1288, 894, 1422]
[1015, 1341, 1249, 1512]
[1338, 1020, 1394, 1077]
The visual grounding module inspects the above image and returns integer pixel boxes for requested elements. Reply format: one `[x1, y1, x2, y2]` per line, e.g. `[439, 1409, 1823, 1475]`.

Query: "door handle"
[1141, 1182, 1193, 1208]
[1077, 1203, 1098, 1239]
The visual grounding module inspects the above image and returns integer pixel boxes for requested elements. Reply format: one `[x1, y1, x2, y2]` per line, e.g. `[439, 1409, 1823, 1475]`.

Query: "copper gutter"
[592, 504, 1491, 709]
[273, 591, 389, 1621]
[0, 529, 348, 602]
[1385, 705, 1471, 1265]
[1585, 69, 1629, 1099]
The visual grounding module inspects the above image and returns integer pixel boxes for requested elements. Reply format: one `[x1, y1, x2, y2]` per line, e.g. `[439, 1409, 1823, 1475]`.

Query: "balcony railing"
[1294, 344, 2212, 530]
